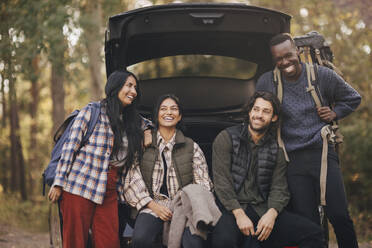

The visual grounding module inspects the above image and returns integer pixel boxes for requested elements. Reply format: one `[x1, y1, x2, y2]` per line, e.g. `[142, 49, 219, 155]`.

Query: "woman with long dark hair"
[48, 70, 150, 248]
[124, 94, 214, 248]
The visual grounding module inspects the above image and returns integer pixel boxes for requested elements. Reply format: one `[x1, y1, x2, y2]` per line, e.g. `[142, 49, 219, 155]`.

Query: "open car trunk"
[105, 3, 291, 167]
[105, 3, 291, 70]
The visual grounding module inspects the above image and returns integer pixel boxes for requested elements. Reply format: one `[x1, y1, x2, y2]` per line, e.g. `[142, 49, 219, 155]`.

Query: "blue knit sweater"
[256, 64, 361, 152]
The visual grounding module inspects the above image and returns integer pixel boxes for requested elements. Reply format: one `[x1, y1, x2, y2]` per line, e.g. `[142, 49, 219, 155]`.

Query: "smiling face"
[248, 97, 278, 134]
[157, 98, 182, 129]
[118, 75, 137, 107]
[271, 39, 302, 82]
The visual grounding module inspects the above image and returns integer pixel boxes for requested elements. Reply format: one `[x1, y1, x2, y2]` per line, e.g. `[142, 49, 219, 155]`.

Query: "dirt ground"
[0, 223, 49, 248]
[0, 222, 371, 248]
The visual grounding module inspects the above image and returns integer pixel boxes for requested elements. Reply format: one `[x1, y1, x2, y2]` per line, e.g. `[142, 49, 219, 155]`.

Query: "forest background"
[0, 0, 371, 244]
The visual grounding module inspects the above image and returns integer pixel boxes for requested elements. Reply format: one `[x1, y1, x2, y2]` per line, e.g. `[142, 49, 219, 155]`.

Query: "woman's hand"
[48, 186, 62, 203]
[143, 129, 152, 147]
[147, 201, 172, 221]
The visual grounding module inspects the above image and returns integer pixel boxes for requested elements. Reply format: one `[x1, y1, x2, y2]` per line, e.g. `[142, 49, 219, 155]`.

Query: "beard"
[249, 120, 270, 134]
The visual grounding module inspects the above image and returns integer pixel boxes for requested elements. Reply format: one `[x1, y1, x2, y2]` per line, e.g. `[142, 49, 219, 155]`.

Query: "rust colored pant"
[60, 167, 120, 248]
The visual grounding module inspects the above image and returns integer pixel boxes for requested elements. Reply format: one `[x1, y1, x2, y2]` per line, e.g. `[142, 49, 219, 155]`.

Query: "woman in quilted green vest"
[124, 94, 213, 248]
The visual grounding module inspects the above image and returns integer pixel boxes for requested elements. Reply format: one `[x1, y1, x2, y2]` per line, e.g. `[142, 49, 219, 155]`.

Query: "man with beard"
[255, 33, 361, 248]
[211, 91, 323, 248]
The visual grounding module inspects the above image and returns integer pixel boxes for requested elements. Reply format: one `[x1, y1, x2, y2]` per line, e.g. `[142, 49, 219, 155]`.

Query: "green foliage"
[336, 118, 372, 240]
[130, 55, 258, 80]
[0, 193, 49, 232]
[340, 120, 372, 211]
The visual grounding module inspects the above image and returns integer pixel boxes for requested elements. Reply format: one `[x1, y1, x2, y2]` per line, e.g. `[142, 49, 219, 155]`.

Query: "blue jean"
[287, 146, 358, 248]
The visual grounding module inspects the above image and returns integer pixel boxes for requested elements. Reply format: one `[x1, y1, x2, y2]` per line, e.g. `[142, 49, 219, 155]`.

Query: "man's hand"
[48, 186, 62, 203]
[143, 129, 152, 147]
[147, 201, 172, 221]
[232, 208, 255, 236]
[255, 208, 278, 241]
[317, 106, 336, 123]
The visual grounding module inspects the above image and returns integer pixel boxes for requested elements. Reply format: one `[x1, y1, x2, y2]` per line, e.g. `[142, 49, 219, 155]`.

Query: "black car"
[49, 3, 291, 248]
[105, 2, 290, 165]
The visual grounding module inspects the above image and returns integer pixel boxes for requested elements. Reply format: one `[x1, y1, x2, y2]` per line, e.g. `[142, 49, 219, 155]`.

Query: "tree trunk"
[8, 67, 27, 200]
[28, 56, 41, 195]
[0, 74, 6, 128]
[155, 59, 162, 78]
[2, 19, 27, 199]
[9, 72, 18, 193]
[81, 0, 103, 101]
[0, 72, 9, 193]
[51, 64, 65, 134]
[171, 56, 178, 73]
[45, 1, 67, 134]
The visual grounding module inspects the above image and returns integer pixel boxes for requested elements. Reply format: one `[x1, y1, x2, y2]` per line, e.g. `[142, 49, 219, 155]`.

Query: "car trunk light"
[189, 13, 224, 25]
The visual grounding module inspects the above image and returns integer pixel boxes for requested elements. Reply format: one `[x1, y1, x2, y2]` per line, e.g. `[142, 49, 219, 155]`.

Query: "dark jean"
[287, 146, 358, 248]
[132, 213, 205, 248]
[211, 205, 323, 248]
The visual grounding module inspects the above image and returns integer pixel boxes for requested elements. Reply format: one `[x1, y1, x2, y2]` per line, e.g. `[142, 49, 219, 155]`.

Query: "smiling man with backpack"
[255, 33, 361, 248]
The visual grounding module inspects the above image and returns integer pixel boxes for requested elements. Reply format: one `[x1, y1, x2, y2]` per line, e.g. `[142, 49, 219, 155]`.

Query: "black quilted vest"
[226, 123, 278, 200]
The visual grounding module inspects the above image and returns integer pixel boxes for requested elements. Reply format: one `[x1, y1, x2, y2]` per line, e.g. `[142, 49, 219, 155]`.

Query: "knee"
[211, 230, 235, 248]
[132, 213, 162, 248]
[302, 229, 325, 248]
[132, 235, 153, 248]
[211, 213, 239, 248]
[132, 229, 156, 248]
[182, 229, 204, 248]
[328, 211, 353, 226]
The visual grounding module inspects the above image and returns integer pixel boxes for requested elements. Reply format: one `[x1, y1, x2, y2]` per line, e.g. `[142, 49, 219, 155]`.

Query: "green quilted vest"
[139, 129, 194, 197]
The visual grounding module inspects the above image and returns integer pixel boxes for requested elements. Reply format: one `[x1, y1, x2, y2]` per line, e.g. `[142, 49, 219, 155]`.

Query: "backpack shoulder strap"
[305, 63, 323, 108]
[271, 68, 288, 162]
[53, 110, 80, 142]
[82, 101, 101, 145]
[312, 64, 325, 105]
[273, 67, 283, 103]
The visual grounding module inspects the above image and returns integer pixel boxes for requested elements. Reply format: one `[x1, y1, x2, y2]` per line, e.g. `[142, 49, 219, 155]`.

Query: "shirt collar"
[157, 131, 176, 151]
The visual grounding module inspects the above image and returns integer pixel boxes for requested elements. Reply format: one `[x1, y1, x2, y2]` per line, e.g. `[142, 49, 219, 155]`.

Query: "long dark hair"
[102, 70, 143, 167]
[153, 94, 185, 132]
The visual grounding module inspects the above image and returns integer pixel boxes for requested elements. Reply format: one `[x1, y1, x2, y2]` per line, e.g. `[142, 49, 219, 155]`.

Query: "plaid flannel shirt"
[124, 131, 213, 217]
[53, 103, 152, 204]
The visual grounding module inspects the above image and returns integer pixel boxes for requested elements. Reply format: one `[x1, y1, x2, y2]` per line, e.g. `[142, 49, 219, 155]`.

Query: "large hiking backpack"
[293, 31, 344, 145]
[294, 30, 343, 76]
[42, 102, 101, 195]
